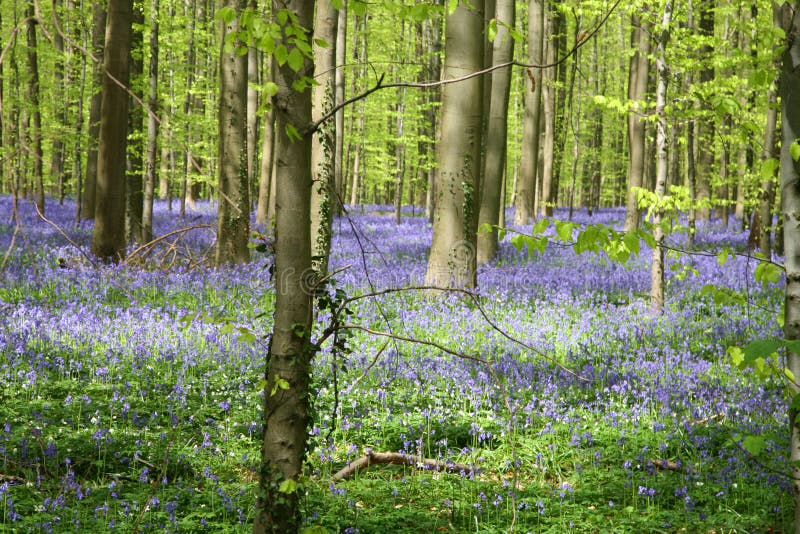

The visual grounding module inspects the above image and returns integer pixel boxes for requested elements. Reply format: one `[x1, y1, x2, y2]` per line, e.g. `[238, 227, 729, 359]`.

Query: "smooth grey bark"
[51, 0, 67, 203]
[255, 102, 274, 225]
[755, 3, 785, 257]
[126, 4, 144, 244]
[539, 9, 556, 217]
[180, 0, 197, 217]
[393, 86, 406, 225]
[254, 1, 314, 530]
[512, 0, 543, 225]
[215, 0, 250, 266]
[333, 2, 346, 216]
[72, 0, 87, 223]
[81, 2, 107, 219]
[142, 0, 160, 244]
[246, 0, 259, 205]
[477, 0, 515, 264]
[424, 3, 443, 222]
[425, 0, 483, 288]
[650, 0, 673, 313]
[25, 1, 44, 213]
[91, 0, 133, 261]
[310, 0, 337, 274]
[623, 11, 650, 232]
[694, 0, 714, 221]
[779, 3, 800, 528]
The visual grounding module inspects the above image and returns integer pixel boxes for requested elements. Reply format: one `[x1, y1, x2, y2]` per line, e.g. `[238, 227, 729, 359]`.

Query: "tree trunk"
[650, 0, 673, 313]
[512, 0, 543, 225]
[72, 0, 87, 223]
[425, 0, 483, 288]
[310, 0, 337, 275]
[26, 1, 44, 213]
[778, 3, 800, 528]
[246, 1, 259, 207]
[333, 2, 346, 216]
[215, 0, 250, 266]
[142, 0, 160, 244]
[254, 2, 314, 531]
[424, 4, 443, 222]
[180, 0, 197, 217]
[51, 0, 67, 204]
[91, 0, 133, 261]
[393, 86, 406, 225]
[623, 11, 650, 232]
[477, 0, 515, 264]
[82, 3, 106, 220]
[126, 4, 144, 244]
[539, 10, 557, 217]
[694, 0, 715, 221]
[256, 103, 274, 225]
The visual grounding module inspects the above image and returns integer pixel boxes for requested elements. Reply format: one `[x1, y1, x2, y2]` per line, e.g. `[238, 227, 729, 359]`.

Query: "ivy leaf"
[791, 140, 800, 162]
[270, 375, 291, 396]
[278, 478, 297, 494]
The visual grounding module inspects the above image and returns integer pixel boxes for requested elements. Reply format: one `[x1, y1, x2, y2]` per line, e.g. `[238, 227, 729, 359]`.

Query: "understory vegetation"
[0, 196, 791, 533]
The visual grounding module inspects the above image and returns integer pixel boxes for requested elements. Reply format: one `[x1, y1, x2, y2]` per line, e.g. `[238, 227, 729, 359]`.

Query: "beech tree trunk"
[778, 2, 800, 528]
[539, 10, 557, 217]
[623, 11, 650, 232]
[512, 0, 543, 225]
[477, 0, 515, 264]
[25, 1, 44, 213]
[82, 3, 106, 220]
[142, 0, 160, 244]
[650, 0, 673, 313]
[694, 0, 715, 221]
[425, 0, 483, 288]
[51, 0, 67, 204]
[254, 2, 315, 531]
[310, 0, 337, 275]
[126, 4, 144, 244]
[215, 0, 250, 266]
[91, 0, 133, 261]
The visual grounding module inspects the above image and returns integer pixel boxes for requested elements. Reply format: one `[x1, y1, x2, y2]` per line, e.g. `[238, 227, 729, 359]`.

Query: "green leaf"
[270, 375, 291, 396]
[555, 221, 574, 242]
[287, 47, 305, 72]
[314, 38, 329, 48]
[760, 157, 779, 182]
[237, 327, 257, 344]
[278, 478, 297, 494]
[276, 9, 289, 25]
[487, 19, 498, 42]
[741, 435, 766, 456]
[791, 140, 800, 162]
[478, 223, 493, 235]
[330, 0, 344, 9]
[741, 338, 782, 363]
[274, 45, 288, 66]
[754, 261, 782, 285]
[622, 231, 640, 255]
[727, 346, 744, 367]
[263, 82, 278, 98]
[447, 0, 458, 15]
[532, 218, 549, 235]
[716, 248, 729, 267]
[215, 6, 236, 24]
[286, 123, 301, 142]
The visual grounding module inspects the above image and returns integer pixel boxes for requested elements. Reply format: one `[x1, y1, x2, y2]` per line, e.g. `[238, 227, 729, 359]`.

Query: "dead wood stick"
[331, 451, 476, 482]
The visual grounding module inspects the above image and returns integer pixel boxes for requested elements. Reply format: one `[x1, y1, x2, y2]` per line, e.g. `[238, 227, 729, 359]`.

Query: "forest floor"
[0, 196, 791, 533]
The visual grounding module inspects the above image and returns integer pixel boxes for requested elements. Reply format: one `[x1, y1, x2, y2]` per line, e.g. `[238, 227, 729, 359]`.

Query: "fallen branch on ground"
[331, 451, 476, 482]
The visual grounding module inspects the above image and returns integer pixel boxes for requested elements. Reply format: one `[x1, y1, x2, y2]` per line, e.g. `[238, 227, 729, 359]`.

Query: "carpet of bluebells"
[0, 195, 792, 532]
